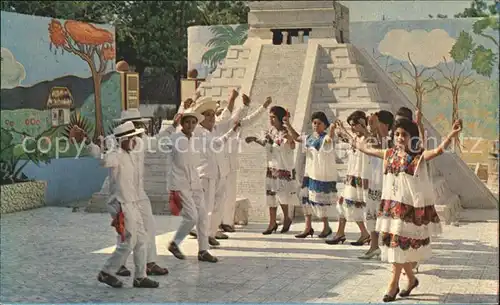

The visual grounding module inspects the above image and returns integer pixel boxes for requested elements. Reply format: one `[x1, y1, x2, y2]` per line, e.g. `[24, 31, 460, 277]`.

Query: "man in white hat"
[74, 121, 160, 288]
[96, 108, 168, 277]
[217, 94, 272, 233]
[188, 90, 272, 245]
[166, 108, 240, 262]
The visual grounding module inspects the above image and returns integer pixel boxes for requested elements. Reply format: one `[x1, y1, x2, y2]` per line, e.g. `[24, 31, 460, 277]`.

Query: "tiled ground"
[1, 207, 498, 303]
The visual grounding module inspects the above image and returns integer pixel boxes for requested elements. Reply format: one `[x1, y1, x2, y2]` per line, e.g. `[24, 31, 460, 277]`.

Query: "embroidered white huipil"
[337, 139, 371, 222]
[265, 128, 297, 196]
[376, 148, 442, 264]
[301, 133, 338, 218]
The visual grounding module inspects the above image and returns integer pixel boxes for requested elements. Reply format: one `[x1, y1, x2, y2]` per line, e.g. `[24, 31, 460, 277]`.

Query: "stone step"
[313, 82, 381, 100]
[210, 66, 248, 79]
[312, 96, 385, 104]
[315, 63, 368, 83]
[197, 85, 243, 100]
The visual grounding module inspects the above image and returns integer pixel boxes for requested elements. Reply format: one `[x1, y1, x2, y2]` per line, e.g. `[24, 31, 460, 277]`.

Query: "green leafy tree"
[454, 0, 497, 18]
[202, 24, 249, 72]
[450, 17, 498, 78]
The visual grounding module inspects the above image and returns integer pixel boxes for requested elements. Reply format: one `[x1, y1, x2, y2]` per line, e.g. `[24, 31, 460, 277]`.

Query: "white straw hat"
[192, 96, 218, 115]
[114, 108, 151, 123]
[113, 121, 145, 139]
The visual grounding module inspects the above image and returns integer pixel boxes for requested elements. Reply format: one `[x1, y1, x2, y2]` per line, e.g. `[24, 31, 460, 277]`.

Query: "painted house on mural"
[0, 11, 122, 210]
[47, 87, 74, 127]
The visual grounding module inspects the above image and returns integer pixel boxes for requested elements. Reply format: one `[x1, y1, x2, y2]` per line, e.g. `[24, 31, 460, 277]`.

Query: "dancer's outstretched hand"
[233, 120, 242, 132]
[328, 122, 336, 138]
[230, 89, 239, 101]
[450, 119, 462, 136]
[263, 96, 272, 108]
[173, 113, 183, 127]
[245, 136, 257, 143]
[242, 94, 251, 106]
[183, 98, 194, 110]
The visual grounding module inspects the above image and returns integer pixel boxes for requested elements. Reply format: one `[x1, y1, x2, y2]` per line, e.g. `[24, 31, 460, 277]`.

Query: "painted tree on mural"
[202, 24, 248, 73]
[434, 58, 475, 150]
[48, 19, 115, 142]
[450, 16, 499, 78]
[391, 53, 438, 111]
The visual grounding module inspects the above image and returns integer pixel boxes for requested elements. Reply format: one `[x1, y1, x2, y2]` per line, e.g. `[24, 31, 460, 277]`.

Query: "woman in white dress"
[285, 112, 338, 238]
[246, 105, 296, 235]
[355, 118, 462, 302]
[326, 111, 371, 246]
[359, 110, 394, 260]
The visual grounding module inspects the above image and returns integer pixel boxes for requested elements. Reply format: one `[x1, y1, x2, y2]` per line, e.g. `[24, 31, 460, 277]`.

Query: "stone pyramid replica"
[195, 0, 497, 221]
[88, 1, 497, 221]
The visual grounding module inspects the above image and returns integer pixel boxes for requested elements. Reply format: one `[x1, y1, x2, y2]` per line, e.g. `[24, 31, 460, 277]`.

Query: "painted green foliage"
[450, 16, 499, 77]
[201, 24, 248, 72]
[0, 127, 53, 184]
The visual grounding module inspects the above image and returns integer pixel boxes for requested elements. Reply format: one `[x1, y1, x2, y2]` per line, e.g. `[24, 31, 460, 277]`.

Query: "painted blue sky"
[350, 18, 499, 80]
[0, 11, 115, 88]
[340, 0, 476, 21]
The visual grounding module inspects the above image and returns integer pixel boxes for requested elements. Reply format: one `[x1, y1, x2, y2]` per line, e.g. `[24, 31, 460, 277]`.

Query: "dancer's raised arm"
[422, 119, 462, 161]
[283, 115, 302, 142]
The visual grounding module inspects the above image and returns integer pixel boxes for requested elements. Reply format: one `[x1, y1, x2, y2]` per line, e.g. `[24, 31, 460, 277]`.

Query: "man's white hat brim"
[181, 111, 204, 123]
[193, 97, 218, 114]
[115, 127, 145, 139]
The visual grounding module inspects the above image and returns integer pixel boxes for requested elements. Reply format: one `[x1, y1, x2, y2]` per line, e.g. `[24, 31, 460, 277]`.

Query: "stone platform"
[1, 207, 498, 303]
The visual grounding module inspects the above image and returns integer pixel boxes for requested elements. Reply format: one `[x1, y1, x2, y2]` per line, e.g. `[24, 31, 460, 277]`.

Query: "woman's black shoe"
[399, 278, 419, 297]
[325, 235, 346, 245]
[295, 228, 314, 238]
[262, 223, 278, 235]
[318, 228, 332, 238]
[383, 287, 400, 302]
[280, 218, 292, 233]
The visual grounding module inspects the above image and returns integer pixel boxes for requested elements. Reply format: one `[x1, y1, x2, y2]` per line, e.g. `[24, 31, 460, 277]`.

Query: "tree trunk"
[452, 89, 460, 151]
[92, 72, 104, 143]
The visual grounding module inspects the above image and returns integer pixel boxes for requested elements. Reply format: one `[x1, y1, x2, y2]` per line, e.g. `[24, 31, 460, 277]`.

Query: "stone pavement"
[1, 207, 498, 304]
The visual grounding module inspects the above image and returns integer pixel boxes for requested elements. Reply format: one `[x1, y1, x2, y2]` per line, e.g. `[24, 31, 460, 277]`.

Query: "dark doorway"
[272, 28, 312, 45]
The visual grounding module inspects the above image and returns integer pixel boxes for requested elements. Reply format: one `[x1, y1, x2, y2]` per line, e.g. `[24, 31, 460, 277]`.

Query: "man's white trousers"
[202, 175, 227, 237]
[173, 189, 209, 251]
[222, 171, 237, 225]
[103, 201, 147, 279]
[115, 198, 157, 263]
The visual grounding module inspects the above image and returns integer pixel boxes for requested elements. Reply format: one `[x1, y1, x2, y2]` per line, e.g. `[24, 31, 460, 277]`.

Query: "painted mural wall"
[0, 11, 121, 205]
[187, 17, 499, 164]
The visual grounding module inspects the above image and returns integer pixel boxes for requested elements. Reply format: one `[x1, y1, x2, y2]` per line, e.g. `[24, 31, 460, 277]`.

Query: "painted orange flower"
[49, 19, 66, 47]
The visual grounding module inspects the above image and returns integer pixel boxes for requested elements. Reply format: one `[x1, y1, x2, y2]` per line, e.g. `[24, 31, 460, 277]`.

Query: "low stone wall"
[0, 181, 47, 214]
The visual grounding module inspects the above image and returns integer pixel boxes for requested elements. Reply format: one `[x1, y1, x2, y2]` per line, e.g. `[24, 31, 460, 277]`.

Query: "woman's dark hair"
[393, 118, 421, 154]
[346, 110, 367, 126]
[396, 107, 413, 120]
[376, 110, 394, 129]
[311, 111, 329, 127]
[270, 106, 287, 125]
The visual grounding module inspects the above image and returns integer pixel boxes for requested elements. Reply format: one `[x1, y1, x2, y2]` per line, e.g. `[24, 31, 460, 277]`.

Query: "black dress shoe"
[220, 224, 235, 233]
[215, 232, 229, 239]
[133, 277, 159, 288]
[116, 265, 131, 277]
[198, 250, 218, 263]
[208, 236, 220, 246]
